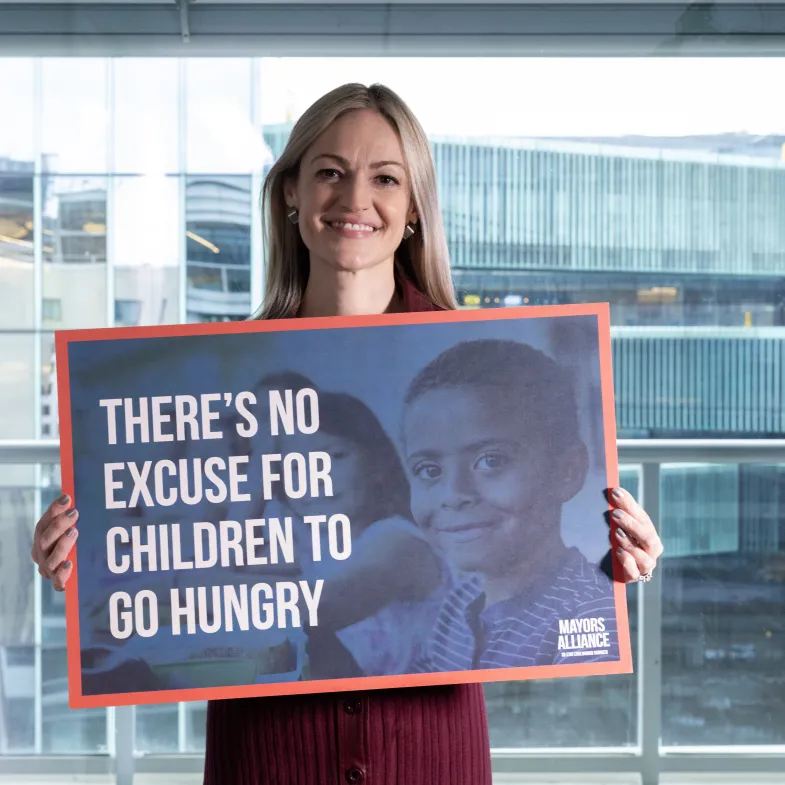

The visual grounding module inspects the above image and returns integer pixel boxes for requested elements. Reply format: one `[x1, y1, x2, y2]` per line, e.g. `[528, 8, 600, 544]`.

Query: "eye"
[316, 168, 341, 181]
[413, 462, 442, 481]
[474, 451, 509, 472]
[375, 174, 399, 187]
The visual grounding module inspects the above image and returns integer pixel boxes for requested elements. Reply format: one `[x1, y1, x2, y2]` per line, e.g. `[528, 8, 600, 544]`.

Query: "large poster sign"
[56, 304, 632, 709]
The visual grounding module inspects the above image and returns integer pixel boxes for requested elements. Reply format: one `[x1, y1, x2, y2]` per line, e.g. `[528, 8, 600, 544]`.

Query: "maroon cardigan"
[203, 278, 492, 785]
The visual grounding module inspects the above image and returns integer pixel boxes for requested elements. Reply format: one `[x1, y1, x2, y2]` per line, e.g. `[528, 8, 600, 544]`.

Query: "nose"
[439, 463, 478, 511]
[338, 173, 372, 213]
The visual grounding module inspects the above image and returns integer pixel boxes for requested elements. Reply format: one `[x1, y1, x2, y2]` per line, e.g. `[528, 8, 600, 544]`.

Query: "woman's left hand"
[608, 486, 664, 583]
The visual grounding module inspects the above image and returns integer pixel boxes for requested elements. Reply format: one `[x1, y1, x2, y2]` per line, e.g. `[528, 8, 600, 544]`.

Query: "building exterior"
[185, 174, 254, 323]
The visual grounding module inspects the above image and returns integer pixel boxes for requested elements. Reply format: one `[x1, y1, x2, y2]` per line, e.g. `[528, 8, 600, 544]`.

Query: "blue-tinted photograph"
[65, 312, 623, 698]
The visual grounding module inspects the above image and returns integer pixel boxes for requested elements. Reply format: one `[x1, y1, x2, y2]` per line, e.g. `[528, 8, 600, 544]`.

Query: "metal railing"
[2, 438, 785, 785]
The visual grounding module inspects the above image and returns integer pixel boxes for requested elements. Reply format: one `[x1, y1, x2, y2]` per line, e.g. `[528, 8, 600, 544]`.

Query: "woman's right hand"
[31, 494, 79, 591]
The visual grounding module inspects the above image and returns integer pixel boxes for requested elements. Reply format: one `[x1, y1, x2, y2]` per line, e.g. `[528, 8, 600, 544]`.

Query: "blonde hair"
[251, 83, 457, 320]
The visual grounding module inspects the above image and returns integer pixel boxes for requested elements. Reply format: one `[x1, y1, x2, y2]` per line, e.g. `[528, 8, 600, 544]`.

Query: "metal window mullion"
[105, 57, 134, 785]
[107, 706, 116, 757]
[178, 59, 188, 324]
[250, 56, 264, 314]
[115, 705, 135, 785]
[33, 57, 43, 432]
[107, 58, 116, 328]
[5, 438, 785, 468]
[33, 54, 44, 758]
[0, 756, 114, 777]
[639, 461, 663, 785]
[178, 702, 187, 753]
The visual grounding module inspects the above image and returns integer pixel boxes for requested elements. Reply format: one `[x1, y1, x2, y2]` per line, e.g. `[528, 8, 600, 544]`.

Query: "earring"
[287, 207, 300, 225]
[403, 223, 416, 239]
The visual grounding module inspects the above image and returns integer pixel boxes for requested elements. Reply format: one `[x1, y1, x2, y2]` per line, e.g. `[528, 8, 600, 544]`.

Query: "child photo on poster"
[401, 339, 618, 673]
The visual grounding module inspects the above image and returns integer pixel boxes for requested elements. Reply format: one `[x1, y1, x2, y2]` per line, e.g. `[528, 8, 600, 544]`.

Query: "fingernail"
[63, 560, 72, 570]
[616, 527, 627, 538]
[66, 508, 78, 518]
[67, 527, 77, 537]
[612, 488, 624, 500]
[612, 508, 624, 520]
[58, 494, 70, 505]
[616, 547, 625, 557]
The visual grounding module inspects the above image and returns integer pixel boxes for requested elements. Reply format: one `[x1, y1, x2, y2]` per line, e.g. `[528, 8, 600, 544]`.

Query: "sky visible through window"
[259, 57, 785, 137]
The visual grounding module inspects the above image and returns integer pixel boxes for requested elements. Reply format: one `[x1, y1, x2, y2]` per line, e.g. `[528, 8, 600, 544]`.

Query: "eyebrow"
[310, 153, 405, 170]
[406, 438, 520, 462]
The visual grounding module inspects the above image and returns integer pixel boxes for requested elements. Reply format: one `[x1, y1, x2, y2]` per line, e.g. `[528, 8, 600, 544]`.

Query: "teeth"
[331, 221, 377, 232]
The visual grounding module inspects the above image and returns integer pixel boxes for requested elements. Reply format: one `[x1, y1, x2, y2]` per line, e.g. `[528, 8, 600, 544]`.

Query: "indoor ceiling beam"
[1, 2, 785, 56]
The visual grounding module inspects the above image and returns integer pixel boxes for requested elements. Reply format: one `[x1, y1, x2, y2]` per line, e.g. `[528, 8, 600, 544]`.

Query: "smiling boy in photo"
[403, 338, 619, 671]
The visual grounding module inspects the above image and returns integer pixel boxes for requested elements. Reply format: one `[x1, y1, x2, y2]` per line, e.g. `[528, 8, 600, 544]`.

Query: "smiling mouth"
[325, 220, 380, 234]
[435, 521, 498, 536]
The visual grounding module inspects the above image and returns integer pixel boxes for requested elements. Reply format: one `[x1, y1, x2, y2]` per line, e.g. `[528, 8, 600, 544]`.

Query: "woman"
[31, 82, 663, 785]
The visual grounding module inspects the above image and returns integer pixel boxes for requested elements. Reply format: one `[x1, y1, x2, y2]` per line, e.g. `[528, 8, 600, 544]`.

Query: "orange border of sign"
[55, 302, 631, 709]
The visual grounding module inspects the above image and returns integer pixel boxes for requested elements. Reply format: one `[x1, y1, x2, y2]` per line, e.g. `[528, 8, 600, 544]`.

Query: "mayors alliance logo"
[557, 617, 611, 658]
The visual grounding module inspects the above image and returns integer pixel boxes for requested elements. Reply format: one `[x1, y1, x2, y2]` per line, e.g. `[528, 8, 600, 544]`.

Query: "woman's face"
[285, 108, 416, 276]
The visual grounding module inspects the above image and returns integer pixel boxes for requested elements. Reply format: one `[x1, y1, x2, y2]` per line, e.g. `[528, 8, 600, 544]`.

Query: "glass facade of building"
[0, 55, 783, 772]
